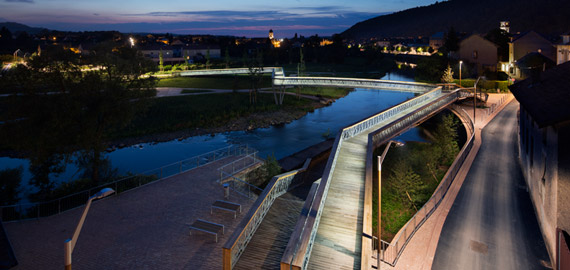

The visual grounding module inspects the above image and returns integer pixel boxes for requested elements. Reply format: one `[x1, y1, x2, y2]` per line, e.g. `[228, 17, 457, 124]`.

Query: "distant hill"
[342, 0, 570, 40]
[0, 22, 47, 35]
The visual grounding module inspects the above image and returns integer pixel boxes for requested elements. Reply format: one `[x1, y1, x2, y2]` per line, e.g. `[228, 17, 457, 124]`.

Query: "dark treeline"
[0, 41, 157, 203]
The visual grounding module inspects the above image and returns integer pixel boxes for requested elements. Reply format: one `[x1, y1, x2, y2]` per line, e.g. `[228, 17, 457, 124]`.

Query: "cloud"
[5, 0, 34, 3]
[93, 13, 100, 16]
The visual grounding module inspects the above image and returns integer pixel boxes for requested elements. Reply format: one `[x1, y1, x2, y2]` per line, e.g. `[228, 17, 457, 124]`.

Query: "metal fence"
[0, 145, 255, 222]
[218, 151, 259, 183]
[378, 105, 475, 266]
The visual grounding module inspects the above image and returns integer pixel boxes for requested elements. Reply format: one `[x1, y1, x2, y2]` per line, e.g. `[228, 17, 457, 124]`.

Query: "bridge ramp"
[307, 91, 447, 269]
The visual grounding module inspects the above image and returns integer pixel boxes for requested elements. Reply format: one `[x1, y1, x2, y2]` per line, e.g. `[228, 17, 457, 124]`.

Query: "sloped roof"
[459, 34, 498, 48]
[511, 30, 552, 44]
[509, 61, 570, 127]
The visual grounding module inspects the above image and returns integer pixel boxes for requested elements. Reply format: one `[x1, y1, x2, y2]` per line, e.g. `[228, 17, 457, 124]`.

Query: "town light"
[129, 37, 135, 48]
[64, 188, 115, 270]
[459, 61, 463, 87]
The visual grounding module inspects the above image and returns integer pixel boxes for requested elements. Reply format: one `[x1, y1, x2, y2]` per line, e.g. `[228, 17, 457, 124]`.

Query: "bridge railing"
[222, 158, 311, 270]
[0, 145, 254, 222]
[376, 100, 475, 266]
[274, 76, 435, 93]
[282, 86, 442, 270]
[178, 67, 280, 77]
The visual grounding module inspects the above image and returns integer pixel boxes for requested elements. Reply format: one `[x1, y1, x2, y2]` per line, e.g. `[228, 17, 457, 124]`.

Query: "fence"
[0, 145, 255, 222]
[218, 151, 260, 183]
[222, 159, 311, 270]
[377, 105, 475, 266]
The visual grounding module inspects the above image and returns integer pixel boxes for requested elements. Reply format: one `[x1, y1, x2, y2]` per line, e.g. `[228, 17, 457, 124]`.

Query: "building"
[457, 34, 498, 72]
[429, 32, 445, 50]
[556, 32, 570, 65]
[509, 62, 570, 269]
[505, 31, 556, 78]
[269, 29, 281, 48]
[500, 21, 510, 33]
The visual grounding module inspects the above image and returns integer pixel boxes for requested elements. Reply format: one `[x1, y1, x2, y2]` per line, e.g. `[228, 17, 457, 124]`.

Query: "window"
[472, 50, 478, 59]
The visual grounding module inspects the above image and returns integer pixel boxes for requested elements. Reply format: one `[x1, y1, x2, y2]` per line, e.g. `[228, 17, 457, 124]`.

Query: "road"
[431, 101, 551, 270]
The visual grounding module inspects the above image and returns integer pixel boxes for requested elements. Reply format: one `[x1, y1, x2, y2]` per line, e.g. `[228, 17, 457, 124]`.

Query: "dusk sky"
[0, 0, 437, 37]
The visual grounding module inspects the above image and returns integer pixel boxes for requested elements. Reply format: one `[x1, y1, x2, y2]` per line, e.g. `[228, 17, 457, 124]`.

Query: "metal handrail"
[222, 158, 311, 270]
[0, 145, 254, 222]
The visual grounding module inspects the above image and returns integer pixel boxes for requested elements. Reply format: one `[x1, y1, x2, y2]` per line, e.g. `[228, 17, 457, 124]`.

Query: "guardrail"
[222, 158, 311, 270]
[0, 145, 255, 222]
[281, 180, 321, 270]
[281, 86, 444, 270]
[178, 67, 281, 77]
[218, 151, 260, 183]
[376, 102, 475, 266]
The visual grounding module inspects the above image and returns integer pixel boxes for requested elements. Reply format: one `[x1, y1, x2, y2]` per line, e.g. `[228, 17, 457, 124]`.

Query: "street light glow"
[129, 37, 135, 48]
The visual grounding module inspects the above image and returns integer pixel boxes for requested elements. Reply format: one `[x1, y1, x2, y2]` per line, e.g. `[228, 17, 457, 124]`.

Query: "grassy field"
[157, 75, 273, 89]
[113, 93, 314, 139]
[373, 112, 461, 242]
[285, 87, 353, 99]
[180, 89, 213, 94]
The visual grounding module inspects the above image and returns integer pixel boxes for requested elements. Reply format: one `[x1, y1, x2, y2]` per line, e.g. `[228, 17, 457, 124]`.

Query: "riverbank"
[107, 92, 346, 150]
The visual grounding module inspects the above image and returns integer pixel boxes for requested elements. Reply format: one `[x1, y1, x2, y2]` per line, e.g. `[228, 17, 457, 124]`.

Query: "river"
[0, 72, 424, 199]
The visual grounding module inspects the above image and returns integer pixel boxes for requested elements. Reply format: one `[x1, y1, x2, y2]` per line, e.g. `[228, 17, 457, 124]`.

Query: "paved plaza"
[5, 157, 255, 270]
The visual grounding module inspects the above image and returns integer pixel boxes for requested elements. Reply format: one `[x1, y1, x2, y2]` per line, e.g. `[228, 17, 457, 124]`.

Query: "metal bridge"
[178, 67, 435, 93]
[177, 68, 475, 270]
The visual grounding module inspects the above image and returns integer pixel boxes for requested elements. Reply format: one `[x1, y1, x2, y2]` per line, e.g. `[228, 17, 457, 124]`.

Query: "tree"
[0, 167, 23, 205]
[296, 48, 306, 99]
[441, 65, 454, 83]
[247, 51, 263, 105]
[443, 27, 459, 52]
[159, 49, 164, 72]
[0, 43, 157, 198]
[485, 28, 510, 62]
[224, 47, 230, 68]
[205, 49, 211, 69]
[183, 50, 189, 70]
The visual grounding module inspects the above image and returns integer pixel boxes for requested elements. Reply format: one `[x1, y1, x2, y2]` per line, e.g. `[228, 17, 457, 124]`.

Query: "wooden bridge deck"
[233, 191, 307, 270]
[307, 92, 447, 269]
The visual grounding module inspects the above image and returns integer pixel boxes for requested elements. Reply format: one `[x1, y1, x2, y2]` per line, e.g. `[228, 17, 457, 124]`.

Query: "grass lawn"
[113, 93, 314, 139]
[157, 75, 273, 89]
[285, 87, 353, 99]
[180, 89, 213, 94]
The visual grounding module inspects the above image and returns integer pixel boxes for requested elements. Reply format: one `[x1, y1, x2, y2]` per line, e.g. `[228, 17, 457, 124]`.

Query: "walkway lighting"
[64, 188, 115, 270]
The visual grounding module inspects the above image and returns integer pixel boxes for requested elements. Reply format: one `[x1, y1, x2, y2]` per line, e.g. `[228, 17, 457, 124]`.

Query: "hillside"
[0, 22, 47, 35]
[342, 0, 570, 40]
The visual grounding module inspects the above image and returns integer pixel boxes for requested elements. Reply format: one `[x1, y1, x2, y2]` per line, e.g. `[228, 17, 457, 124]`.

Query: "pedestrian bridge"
[178, 67, 435, 93]
[177, 68, 475, 270]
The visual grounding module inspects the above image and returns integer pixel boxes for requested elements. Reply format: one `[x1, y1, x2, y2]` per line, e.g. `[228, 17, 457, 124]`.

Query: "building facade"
[556, 33, 570, 65]
[457, 34, 498, 72]
[510, 62, 570, 269]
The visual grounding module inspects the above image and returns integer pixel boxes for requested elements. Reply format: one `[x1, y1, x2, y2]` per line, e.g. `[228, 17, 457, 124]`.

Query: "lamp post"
[459, 61, 463, 87]
[64, 188, 115, 270]
[473, 76, 485, 124]
[377, 140, 404, 269]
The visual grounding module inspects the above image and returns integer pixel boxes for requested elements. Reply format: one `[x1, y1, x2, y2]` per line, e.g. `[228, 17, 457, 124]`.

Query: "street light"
[64, 188, 115, 270]
[459, 61, 463, 87]
[473, 76, 485, 124]
[377, 140, 404, 269]
[129, 37, 135, 48]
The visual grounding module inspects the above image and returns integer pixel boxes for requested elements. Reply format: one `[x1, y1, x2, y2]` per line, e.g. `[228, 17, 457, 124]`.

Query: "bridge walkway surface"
[306, 91, 447, 270]
[233, 191, 306, 270]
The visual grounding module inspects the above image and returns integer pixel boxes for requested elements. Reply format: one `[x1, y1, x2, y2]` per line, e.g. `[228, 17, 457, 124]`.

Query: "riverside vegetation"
[374, 112, 462, 241]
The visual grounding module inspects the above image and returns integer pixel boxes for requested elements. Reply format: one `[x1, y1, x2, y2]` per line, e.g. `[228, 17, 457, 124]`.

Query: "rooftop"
[509, 61, 570, 127]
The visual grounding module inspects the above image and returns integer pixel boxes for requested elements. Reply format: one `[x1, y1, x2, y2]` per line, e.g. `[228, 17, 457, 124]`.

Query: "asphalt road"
[432, 101, 551, 270]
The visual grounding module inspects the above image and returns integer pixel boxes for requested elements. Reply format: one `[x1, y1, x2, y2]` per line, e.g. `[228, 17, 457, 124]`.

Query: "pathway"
[4, 156, 255, 270]
[431, 101, 551, 270]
